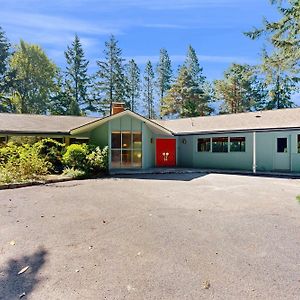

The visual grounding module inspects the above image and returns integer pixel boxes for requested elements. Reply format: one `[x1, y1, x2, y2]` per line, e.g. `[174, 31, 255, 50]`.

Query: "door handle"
[162, 152, 170, 161]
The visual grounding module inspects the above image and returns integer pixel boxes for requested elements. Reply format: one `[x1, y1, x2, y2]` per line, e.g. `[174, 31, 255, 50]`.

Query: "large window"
[212, 137, 228, 152]
[230, 137, 246, 152]
[198, 138, 210, 152]
[298, 135, 300, 153]
[277, 137, 288, 153]
[111, 131, 142, 168]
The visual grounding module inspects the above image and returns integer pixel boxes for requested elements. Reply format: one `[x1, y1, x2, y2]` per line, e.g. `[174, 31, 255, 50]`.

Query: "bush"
[62, 143, 88, 171]
[86, 146, 108, 174]
[34, 138, 65, 172]
[0, 143, 50, 183]
[62, 167, 86, 179]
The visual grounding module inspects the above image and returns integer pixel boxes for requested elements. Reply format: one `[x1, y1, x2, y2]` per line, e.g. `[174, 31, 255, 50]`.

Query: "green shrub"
[62, 143, 88, 170]
[0, 144, 50, 183]
[62, 167, 86, 179]
[35, 138, 65, 172]
[86, 146, 108, 174]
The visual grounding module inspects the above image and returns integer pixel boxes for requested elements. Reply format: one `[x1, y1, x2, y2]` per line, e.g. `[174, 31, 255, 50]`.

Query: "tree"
[184, 45, 206, 85]
[0, 26, 12, 112]
[156, 49, 172, 116]
[96, 35, 127, 115]
[245, 0, 300, 69]
[161, 66, 213, 118]
[126, 59, 140, 112]
[9, 40, 57, 114]
[64, 34, 90, 115]
[214, 64, 268, 114]
[261, 50, 298, 109]
[143, 61, 155, 119]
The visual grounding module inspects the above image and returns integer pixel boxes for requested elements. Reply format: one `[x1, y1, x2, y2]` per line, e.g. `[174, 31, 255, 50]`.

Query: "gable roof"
[153, 108, 300, 135]
[0, 113, 98, 134]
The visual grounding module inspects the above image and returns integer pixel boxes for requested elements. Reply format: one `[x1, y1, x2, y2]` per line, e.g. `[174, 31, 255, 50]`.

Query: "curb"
[0, 177, 74, 190]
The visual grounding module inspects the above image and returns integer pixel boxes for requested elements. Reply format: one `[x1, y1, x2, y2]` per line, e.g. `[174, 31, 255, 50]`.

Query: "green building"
[1, 103, 300, 173]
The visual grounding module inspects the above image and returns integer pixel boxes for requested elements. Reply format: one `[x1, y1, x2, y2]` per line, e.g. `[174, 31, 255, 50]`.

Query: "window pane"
[121, 150, 132, 167]
[122, 132, 131, 149]
[0, 136, 6, 145]
[230, 137, 245, 152]
[277, 138, 287, 153]
[133, 150, 142, 167]
[111, 150, 121, 168]
[70, 138, 89, 145]
[298, 135, 300, 153]
[212, 137, 228, 152]
[111, 132, 121, 148]
[133, 132, 142, 149]
[198, 138, 210, 152]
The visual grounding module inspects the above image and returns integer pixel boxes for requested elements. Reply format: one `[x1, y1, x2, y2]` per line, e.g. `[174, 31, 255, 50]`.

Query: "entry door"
[156, 139, 176, 167]
[274, 136, 290, 171]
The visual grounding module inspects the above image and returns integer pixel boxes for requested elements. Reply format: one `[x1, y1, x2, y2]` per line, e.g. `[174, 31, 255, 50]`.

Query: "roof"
[153, 108, 300, 134]
[0, 113, 98, 134]
[0, 108, 300, 136]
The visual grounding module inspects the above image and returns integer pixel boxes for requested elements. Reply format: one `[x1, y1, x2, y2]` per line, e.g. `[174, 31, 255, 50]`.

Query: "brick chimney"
[111, 102, 125, 115]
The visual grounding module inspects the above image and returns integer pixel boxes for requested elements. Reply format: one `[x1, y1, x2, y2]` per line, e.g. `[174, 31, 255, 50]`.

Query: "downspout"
[253, 131, 256, 173]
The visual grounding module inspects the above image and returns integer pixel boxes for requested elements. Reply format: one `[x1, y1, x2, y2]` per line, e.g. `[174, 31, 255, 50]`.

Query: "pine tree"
[245, 0, 300, 69]
[64, 34, 89, 115]
[214, 64, 268, 114]
[126, 59, 140, 112]
[96, 35, 127, 115]
[161, 66, 213, 118]
[156, 49, 172, 116]
[143, 61, 155, 119]
[184, 45, 206, 85]
[0, 26, 12, 112]
[261, 50, 297, 109]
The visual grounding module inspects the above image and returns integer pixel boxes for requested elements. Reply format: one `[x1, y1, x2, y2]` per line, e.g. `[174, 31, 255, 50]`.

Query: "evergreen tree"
[0, 26, 12, 112]
[126, 59, 140, 112]
[161, 66, 213, 118]
[261, 50, 297, 109]
[143, 61, 155, 119]
[96, 35, 127, 115]
[214, 64, 268, 114]
[245, 0, 300, 69]
[9, 40, 57, 114]
[184, 45, 205, 85]
[64, 34, 89, 115]
[156, 49, 172, 116]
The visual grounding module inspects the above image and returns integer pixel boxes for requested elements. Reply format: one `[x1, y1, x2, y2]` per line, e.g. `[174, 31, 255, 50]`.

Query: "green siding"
[90, 122, 108, 148]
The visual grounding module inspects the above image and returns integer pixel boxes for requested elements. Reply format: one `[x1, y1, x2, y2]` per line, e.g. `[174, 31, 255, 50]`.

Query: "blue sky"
[1, 0, 299, 105]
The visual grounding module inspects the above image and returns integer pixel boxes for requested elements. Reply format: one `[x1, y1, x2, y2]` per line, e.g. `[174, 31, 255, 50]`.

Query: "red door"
[156, 139, 176, 167]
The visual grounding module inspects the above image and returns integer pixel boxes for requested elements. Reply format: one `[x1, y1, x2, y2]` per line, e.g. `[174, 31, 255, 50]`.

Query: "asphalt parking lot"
[0, 173, 300, 299]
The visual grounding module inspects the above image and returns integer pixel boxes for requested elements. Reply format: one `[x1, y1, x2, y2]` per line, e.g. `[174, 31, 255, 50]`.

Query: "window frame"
[230, 137, 246, 152]
[111, 131, 142, 168]
[197, 138, 211, 152]
[212, 137, 229, 153]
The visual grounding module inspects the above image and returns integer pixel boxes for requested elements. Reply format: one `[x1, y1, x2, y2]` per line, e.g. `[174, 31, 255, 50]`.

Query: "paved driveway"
[0, 173, 300, 300]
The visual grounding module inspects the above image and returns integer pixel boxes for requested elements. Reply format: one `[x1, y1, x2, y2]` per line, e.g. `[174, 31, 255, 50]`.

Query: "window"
[111, 131, 142, 168]
[277, 138, 288, 153]
[198, 138, 210, 152]
[298, 135, 300, 153]
[212, 137, 228, 152]
[230, 137, 246, 152]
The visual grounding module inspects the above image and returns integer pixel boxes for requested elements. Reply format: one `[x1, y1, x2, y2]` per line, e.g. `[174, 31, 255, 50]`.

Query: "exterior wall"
[90, 123, 108, 148]
[178, 130, 300, 172]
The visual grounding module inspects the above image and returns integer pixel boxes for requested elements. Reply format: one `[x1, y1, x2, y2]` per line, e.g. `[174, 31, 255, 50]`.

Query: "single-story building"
[1, 103, 300, 173]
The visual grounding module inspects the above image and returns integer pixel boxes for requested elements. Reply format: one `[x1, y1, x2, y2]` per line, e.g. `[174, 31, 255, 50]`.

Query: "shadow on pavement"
[111, 172, 208, 181]
[0, 248, 47, 300]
